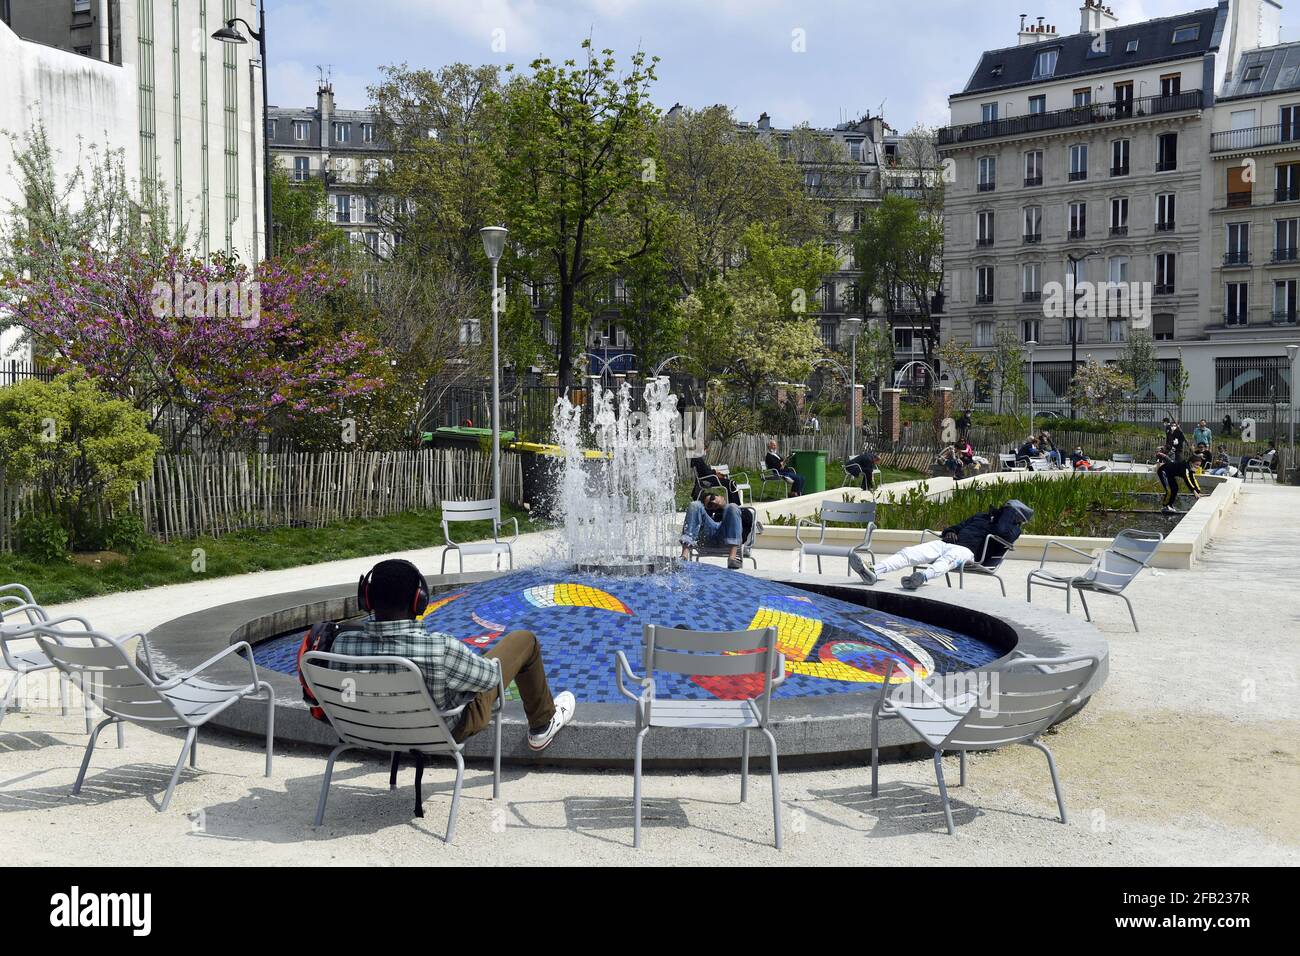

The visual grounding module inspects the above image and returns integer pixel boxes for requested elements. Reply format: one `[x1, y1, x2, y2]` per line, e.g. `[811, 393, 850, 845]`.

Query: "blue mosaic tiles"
[249, 563, 1002, 703]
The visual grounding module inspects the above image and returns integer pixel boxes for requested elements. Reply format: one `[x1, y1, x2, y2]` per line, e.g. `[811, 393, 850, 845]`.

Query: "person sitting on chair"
[1070, 446, 1093, 471]
[848, 500, 1034, 590]
[846, 450, 877, 491]
[765, 440, 805, 496]
[680, 492, 746, 569]
[937, 445, 966, 481]
[333, 559, 576, 751]
[1017, 436, 1042, 464]
[689, 456, 740, 504]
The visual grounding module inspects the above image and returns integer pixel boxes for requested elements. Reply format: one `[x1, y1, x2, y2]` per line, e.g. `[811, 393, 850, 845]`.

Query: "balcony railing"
[1022, 291, 1042, 303]
[1023, 232, 1042, 244]
[1110, 165, 1130, 177]
[1276, 186, 1300, 203]
[1024, 175, 1043, 187]
[977, 237, 995, 247]
[1110, 225, 1128, 237]
[1211, 123, 1300, 153]
[1271, 311, 1298, 325]
[1223, 251, 1251, 266]
[1154, 283, 1175, 295]
[938, 90, 1204, 147]
[1156, 221, 1177, 232]
[1068, 228, 1087, 240]
[1068, 170, 1088, 182]
[1224, 313, 1249, 326]
[977, 181, 996, 192]
[1227, 192, 1253, 208]
[1272, 246, 1299, 263]
[976, 294, 995, 305]
[1155, 159, 1178, 172]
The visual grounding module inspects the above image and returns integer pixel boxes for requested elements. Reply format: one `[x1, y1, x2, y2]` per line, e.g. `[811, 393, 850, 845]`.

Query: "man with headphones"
[332, 559, 576, 751]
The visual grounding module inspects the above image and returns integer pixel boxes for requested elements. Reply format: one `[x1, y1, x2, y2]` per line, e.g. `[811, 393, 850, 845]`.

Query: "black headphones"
[357, 559, 430, 617]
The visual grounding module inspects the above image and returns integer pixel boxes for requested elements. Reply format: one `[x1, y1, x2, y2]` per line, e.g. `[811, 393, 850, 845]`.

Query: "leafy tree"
[0, 372, 159, 552]
[937, 339, 991, 414]
[493, 41, 659, 391]
[1068, 358, 1135, 423]
[269, 167, 345, 259]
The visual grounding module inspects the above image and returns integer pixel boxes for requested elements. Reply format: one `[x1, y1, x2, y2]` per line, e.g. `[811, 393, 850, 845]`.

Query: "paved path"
[1, 481, 1297, 865]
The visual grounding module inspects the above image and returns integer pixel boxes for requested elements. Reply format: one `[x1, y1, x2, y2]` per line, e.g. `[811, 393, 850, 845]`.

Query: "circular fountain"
[142, 378, 1108, 764]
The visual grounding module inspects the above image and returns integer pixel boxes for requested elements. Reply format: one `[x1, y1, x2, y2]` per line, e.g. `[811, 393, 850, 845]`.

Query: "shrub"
[87, 512, 150, 553]
[16, 512, 69, 563]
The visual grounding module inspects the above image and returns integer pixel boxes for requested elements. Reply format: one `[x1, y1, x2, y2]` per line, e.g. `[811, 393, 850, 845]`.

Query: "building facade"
[939, 0, 1291, 411]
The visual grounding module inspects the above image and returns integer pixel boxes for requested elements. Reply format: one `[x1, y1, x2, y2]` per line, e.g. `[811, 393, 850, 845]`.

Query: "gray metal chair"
[759, 463, 795, 500]
[717, 465, 752, 505]
[1244, 450, 1278, 481]
[439, 499, 518, 573]
[689, 505, 761, 569]
[841, 459, 878, 491]
[301, 651, 503, 843]
[0, 585, 81, 731]
[32, 626, 273, 811]
[1111, 453, 1135, 471]
[869, 653, 1099, 834]
[919, 529, 1016, 597]
[796, 500, 876, 574]
[1026, 528, 1163, 631]
[615, 624, 785, 848]
[998, 453, 1026, 472]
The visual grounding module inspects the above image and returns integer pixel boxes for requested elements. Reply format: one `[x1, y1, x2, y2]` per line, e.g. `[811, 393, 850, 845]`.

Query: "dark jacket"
[942, 507, 1026, 565]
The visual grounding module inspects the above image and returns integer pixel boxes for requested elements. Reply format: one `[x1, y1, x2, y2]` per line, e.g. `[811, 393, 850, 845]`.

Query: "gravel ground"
[1, 481, 1297, 866]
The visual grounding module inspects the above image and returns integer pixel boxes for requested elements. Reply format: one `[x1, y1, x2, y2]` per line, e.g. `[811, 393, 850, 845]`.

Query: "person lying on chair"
[333, 559, 576, 751]
[848, 500, 1034, 590]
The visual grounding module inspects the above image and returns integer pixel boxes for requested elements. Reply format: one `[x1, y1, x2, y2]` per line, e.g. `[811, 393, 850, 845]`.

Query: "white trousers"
[873, 541, 975, 582]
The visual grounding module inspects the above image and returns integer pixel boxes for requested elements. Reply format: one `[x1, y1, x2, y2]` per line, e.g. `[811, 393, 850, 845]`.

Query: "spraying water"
[553, 376, 681, 570]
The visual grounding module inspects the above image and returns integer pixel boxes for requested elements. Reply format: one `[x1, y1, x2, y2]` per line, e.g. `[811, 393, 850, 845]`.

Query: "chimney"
[758, 111, 770, 130]
[1019, 15, 1059, 45]
[1225, 0, 1284, 78]
[1079, 0, 1118, 35]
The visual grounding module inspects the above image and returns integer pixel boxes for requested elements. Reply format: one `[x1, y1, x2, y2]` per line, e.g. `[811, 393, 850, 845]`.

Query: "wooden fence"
[0, 448, 524, 551]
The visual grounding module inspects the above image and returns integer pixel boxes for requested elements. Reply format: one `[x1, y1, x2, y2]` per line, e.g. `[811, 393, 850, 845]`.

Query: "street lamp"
[842, 316, 863, 457]
[212, 1, 271, 261]
[1065, 248, 1103, 418]
[479, 225, 508, 516]
[1025, 339, 1038, 433]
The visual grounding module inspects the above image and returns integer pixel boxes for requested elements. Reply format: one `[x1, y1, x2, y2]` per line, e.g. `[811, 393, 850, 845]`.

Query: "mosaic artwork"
[250, 563, 1004, 704]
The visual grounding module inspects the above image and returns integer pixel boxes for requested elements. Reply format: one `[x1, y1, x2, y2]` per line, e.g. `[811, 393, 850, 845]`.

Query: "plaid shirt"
[330, 618, 498, 713]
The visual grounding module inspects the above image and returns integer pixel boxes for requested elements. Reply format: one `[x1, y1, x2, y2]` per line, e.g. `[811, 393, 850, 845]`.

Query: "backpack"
[296, 621, 363, 722]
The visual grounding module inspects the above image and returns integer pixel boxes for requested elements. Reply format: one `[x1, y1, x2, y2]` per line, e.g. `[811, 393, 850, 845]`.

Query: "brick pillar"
[793, 385, 806, 415]
[775, 382, 788, 408]
[933, 387, 954, 444]
[881, 388, 902, 444]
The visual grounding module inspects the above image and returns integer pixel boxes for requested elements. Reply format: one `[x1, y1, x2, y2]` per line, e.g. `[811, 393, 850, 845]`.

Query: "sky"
[264, 0, 1300, 132]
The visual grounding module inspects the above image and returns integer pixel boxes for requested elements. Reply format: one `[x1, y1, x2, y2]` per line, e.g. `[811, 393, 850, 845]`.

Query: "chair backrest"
[1028, 457, 1052, 471]
[441, 499, 498, 524]
[1082, 528, 1163, 590]
[643, 624, 781, 721]
[943, 656, 1099, 750]
[820, 500, 876, 527]
[34, 631, 186, 730]
[1112, 453, 1135, 466]
[301, 651, 460, 754]
[998, 453, 1018, 469]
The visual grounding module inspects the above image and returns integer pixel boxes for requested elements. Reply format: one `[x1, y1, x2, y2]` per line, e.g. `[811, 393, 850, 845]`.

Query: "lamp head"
[211, 22, 247, 44]
[479, 225, 508, 262]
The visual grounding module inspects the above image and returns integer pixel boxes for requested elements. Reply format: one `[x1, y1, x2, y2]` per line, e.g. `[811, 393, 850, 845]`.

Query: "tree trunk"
[558, 281, 575, 394]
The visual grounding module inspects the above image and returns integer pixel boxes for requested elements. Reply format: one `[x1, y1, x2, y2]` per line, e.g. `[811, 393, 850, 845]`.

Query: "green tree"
[1118, 330, 1159, 401]
[493, 41, 659, 391]
[269, 167, 345, 258]
[937, 339, 991, 414]
[0, 372, 159, 552]
[1069, 358, 1135, 424]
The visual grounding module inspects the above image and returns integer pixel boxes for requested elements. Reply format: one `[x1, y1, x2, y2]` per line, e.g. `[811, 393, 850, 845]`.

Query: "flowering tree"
[1068, 358, 1135, 424]
[1, 248, 389, 451]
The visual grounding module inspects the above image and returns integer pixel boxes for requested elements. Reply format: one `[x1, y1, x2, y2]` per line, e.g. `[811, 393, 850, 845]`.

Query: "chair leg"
[314, 743, 352, 827]
[492, 705, 502, 800]
[933, 751, 956, 835]
[116, 720, 125, 749]
[262, 686, 275, 775]
[632, 726, 649, 848]
[995, 574, 1007, 598]
[1075, 587, 1091, 622]
[189, 730, 198, 768]
[73, 716, 118, 794]
[389, 752, 400, 790]
[58, 672, 68, 717]
[870, 710, 881, 797]
[959, 750, 967, 786]
[762, 727, 782, 849]
[0, 670, 22, 726]
[1026, 739, 1068, 824]
[816, 555, 822, 574]
[160, 727, 197, 812]
[740, 729, 750, 803]
[440, 548, 448, 574]
[1122, 593, 1139, 632]
[445, 751, 465, 844]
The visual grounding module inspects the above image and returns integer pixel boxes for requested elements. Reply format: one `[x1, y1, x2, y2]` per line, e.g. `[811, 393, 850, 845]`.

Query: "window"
[1153, 314, 1175, 341]
[978, 156, 996, 191]
[335, 194, 351, 224]
[361, 123, 375, 144]
[1024, 150, 1043, 186]
[333, 122, 351, 144]
[1156, 133, 1178, 172]
[1277, 162, 1300, 202]
[1228, 165, 1254, 208]
[1274, 279, 1298, 323]
[1033, 48, 1059, 79]
[1022, 319, 1041, 344]
[1125, 39, 1139, 53]
[1111, 139, 1130, 176]
[1155, 253, 1177, 294]
[1160, 73, 1182, 97]
[1107, 319, 1128, 343]
[1226, 223, 1250, 265]
[1063, 317, 1086, 344]
[1275, 218, 1299, 261]
[364, 231, 381, 255]
[266, 119, 277, 139]
[1029, 95, 1047, 115]
[1023, 205, 1043, 242]
[1156, 193, 1176, 230]
[1068, 201, 1087, 239]
[1225, 282, 1249, 325]
[293, 120, 311, 141]
[365, 196, 378, 223]
[1022, 262, 1042, 301]
[1073, 88, 1092, 108]
[975, 321, 995, 347]
[1216, 356, 1291, 402]
[1108, 255, 1130, 284]
[976, 266, 995, 304]
[460, 317, 482, 346]
[977, 210, 995, 246]
[1281, 106, 1300, 143]
[1110, 197, 1129, 235]
[292, 156, 310, 182]
[1172, 24, 1200, 44]
[1114, 80, 1134, 117]
[981, 103, 999, 123]
[1069, 144, 1089, 181]
[1106, 256, 1129, 316]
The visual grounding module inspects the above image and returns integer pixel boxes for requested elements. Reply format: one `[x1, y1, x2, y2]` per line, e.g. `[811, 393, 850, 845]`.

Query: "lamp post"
[843, 315, 863, 458]
[479, 225, 508, 515]
[1025, 339, 1038, 433]
[1065, 248, 1102, 418]
[212, 2, 271, 261]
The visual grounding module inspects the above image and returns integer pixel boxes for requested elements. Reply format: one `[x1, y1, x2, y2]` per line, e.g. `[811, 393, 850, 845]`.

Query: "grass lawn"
[0, 506, 546, 606]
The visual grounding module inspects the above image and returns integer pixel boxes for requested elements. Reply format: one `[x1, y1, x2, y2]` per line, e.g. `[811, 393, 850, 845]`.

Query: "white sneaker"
[528, 691, 576, 751]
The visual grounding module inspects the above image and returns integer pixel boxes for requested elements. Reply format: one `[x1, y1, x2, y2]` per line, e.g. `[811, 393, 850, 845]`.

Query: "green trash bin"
[790, 450, 827, 495]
